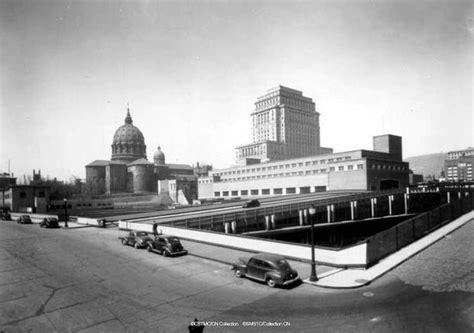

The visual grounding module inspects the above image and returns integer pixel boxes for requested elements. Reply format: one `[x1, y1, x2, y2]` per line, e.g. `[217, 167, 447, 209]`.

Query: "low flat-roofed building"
[198, 134, 409, 199]
[0, 185, 51, 213]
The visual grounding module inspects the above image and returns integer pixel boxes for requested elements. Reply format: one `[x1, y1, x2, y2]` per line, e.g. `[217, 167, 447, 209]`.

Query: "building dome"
[153, 146, 166, 165]
[111, 108, 147, 163]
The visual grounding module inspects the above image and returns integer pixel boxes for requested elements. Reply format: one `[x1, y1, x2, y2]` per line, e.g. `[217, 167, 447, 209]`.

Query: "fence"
[366, 194, 474, 266]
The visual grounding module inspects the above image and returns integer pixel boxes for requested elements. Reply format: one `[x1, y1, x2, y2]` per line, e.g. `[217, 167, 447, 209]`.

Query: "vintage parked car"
[119, 231, 153, 249]
[40, 217, 60, 228]
[147, 235, 188, 256]
[17, 215, 32, 224]
[1, 210, 11, 221]
[242, 199, 260, 208]
[232, 253, 300, 288]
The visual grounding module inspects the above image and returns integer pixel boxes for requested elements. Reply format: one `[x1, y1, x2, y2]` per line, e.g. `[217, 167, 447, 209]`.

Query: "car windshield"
[167, 237, 180, 243]
[136, 232, 148, 236]
[275, 259, 291, 270]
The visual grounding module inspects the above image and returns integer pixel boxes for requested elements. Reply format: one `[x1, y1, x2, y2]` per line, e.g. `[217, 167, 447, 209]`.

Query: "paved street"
[0, 219, 473, 332]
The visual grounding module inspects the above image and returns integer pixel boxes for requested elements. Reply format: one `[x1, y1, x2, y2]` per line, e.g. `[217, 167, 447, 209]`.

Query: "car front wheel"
[266, 278, 276, 288]
[121, 239, 128, 245]
[234, 269, 243, 278]
[134, 243, 139, 249]
[147, 245, 153, 252]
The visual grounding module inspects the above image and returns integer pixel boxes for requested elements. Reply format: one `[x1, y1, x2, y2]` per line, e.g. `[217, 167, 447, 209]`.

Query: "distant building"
[0, 185, 50, 213]
[199, 134, 410, 199]
[199, 85, 408, 198]
[409, 171, 424, 185]
[235, 86, 332, 166]
[85, 108, 197, 203]
[445, 147, 474, 182]
[193, 162, 213, 178]
[0, 172, 17, 189]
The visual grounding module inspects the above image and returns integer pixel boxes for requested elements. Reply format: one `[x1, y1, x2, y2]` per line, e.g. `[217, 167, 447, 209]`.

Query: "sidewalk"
[307, 211, 474, 288]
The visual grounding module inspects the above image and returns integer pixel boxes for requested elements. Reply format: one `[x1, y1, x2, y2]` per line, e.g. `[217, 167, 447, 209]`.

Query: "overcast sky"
[1, 0, 472, 181]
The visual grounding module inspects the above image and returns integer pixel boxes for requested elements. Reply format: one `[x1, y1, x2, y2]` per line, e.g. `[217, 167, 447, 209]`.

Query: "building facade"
[445, 147, 474, 182]
[235, 86, 332, 165]
[199, 134, 410, 199]
[85, 108, 198, 201]
[0, 185, 50, 213]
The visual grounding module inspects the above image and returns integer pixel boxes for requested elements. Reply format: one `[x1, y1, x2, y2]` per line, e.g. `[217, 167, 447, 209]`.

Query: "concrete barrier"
[118, 220, 367, 267]
[76, 217, 102, 226]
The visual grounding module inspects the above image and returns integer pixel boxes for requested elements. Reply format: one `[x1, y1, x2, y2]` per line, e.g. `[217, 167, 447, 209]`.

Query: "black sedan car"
[232, 253, 300, 288]
[242, 199, 260, 208]
[40, 217, 60, 228]
[17, 215, 32, 224]
[1, 210, 11, 221]
[119, 231, 154, 249]
[147, 235, 188, 256]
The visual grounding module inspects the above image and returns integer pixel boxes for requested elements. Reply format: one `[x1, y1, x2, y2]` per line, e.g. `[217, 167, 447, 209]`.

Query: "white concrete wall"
[118, 220, 367, 267]
[76, 217, 101, 226]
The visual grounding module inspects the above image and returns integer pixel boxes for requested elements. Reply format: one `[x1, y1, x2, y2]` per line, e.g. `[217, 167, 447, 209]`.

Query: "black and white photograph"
[0, 0, 472, 332]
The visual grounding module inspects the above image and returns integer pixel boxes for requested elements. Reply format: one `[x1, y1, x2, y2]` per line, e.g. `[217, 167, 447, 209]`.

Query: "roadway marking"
[363, 292, 374, 297]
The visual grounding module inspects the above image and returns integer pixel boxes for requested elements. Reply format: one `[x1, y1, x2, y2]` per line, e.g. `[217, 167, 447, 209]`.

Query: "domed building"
[111, 110, 147, 164]
[85, 107, 199, 203]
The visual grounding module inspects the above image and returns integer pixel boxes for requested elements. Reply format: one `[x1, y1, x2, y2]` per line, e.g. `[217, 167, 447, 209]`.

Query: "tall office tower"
[236, 86, 327, 165]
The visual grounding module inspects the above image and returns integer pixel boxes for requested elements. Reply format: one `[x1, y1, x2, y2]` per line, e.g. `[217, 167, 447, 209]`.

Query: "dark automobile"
[232, 253, 300, 288]
[1, 210, 11, 221]
[40, 217, 60, 228]
[119, 231, 153, 249]
[147, 235, 188, 256]
[17, 215, 32, 224]
[242, 199, 260, 208]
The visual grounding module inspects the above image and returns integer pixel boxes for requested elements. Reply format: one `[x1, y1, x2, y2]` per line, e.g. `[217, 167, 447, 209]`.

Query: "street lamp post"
[63, 198, 68, 228]
[308, 205, 318, 282]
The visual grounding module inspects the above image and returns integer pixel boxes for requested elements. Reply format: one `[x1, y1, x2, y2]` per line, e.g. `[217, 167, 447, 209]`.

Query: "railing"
[366, 193, 474, 267]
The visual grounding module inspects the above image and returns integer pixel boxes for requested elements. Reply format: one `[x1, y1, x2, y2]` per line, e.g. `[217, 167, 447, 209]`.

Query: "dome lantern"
[154, 146, 166, 165]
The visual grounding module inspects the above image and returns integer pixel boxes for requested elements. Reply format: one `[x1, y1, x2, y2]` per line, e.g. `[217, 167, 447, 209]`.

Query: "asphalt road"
[0, 220, 472, 332]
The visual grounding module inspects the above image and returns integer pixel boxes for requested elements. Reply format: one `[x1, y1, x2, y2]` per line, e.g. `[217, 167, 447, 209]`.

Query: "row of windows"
[448, 165, 472, 170]
[255, 96, 313, 111]
[216, 156, 354, 177]
[217, 164, 366, 182]
[50, 202, 113, 208]
[370, 164, 407, 171]
[50, 204, 72, 209]
[19, 191, 45, 198]
[214, 186, 321, 197]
